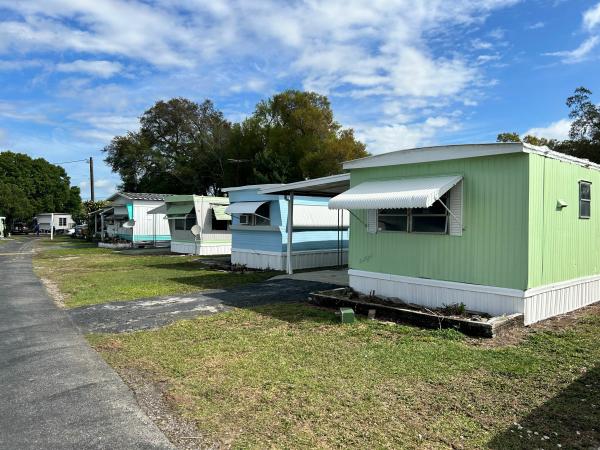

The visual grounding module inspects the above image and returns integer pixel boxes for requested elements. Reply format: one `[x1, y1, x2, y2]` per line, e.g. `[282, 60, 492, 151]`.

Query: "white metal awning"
[102, 206, 129, 217]
[225, 201, 268, 215]
[328, 175, 463, 209]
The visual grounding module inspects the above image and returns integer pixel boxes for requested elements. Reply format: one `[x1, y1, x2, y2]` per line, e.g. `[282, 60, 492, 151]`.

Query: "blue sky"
[1, 0, 599, 200]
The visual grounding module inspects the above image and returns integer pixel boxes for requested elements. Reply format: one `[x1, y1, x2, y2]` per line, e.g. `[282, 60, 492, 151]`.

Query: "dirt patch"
[116, 367, 222, 450]
[39, 277, 67, 309]
[470, 301, 600, 348]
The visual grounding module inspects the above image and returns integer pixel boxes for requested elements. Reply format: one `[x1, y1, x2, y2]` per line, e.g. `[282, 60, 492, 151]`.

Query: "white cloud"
[525, 119, 571, 141]
[356, 114, 461, 153]
[527, 22, 545, 30]
[0, 101, 51, 123]
[70, 113, 140, 143]
[584, 2, 600, 31]
[545, 36, 599, 63]
[0, 0, 522, 161]
[0, 59, 43, 71]
[56, 60, 123, 78]
[472, 39, 494, 49]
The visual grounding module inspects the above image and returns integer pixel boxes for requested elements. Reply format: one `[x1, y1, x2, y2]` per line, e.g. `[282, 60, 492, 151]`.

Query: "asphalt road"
[0, 238, 174, 449]
[69, 278, 337, 333]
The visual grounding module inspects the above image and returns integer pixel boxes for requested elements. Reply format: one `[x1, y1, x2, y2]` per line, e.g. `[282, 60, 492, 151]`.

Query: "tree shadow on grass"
[488, 364, 600, 449]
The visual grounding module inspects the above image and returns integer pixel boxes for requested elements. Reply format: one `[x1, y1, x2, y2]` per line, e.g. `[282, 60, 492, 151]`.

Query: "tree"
[104, 98, 232, 194]
[497, 87, 600, 163]
[104, 92, 368, 192]
[0, 151, 82, 225]
[496, 132, 521, 143]
[497, 132, 558, 149]
[245, 90, 368, 183]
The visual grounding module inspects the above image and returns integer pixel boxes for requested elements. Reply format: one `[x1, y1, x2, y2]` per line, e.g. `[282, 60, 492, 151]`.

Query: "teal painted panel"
[349, 153, 529, 290]
[117, 234, 171, 241]
[126, 203, 134, 220]
[528, 153, 600, 287]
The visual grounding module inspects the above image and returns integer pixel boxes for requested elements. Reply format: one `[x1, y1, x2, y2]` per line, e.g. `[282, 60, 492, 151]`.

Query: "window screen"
[378, 209, 408, 231]
[376, 194, 448, 234]
[411, 194, 448, 233]
[580, 181, 591, 219]
[174, 218, 186, 230]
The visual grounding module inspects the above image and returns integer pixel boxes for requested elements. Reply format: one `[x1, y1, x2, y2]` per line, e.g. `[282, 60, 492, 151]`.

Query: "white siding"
[133, 202, 170, 242]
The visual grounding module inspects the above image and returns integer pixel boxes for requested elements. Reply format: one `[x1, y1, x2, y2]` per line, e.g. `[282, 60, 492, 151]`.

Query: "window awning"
[211, 204, 231, 221]
[166, 204, 195, 217]
[148, 204, 167, 215]
[103, 206, 129, 217]
[225, 201, 268, 215]
[328, 175, 463, 209]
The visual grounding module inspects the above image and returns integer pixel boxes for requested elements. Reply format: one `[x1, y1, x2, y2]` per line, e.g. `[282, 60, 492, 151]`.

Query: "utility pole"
[89, 157, 95, 203]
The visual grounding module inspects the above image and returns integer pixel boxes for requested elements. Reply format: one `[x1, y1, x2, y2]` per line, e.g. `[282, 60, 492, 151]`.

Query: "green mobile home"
[329, 143, 600, 325]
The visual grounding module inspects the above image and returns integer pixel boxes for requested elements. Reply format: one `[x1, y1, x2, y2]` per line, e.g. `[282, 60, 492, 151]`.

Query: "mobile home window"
[174, 218, 186, 230]
[378, 209, 408, 231]
[185, 213, 197, 230]
[59, 217, 66, 226]
[411, 193, 449, 233]
[212, 214, 229, 230]
[239, 202, 271, 226]
[580, 181, 591, 219]
[376, 194, 449, 234]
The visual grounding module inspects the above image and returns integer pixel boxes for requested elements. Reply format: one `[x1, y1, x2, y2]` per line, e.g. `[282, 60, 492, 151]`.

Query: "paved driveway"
[69, 279, 337, 333]
[0, 238, 174, 449]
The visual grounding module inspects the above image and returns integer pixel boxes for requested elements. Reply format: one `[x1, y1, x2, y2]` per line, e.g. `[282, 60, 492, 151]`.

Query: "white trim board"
[342, 143, 600, 173]
[233, 248, 348, 256]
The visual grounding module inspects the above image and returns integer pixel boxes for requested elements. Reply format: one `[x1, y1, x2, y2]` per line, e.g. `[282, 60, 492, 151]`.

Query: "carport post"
[50, 213, 54, 240]
[286, 191, 294, 275]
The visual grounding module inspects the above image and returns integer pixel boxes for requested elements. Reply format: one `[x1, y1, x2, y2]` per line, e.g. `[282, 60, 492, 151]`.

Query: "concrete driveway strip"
[0, 238, 174, 450]
[69, 279, 338, 334]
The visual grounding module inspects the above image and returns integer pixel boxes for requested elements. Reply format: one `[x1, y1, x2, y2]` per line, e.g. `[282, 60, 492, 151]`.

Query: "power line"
[52, 159, 89, 165]
[52, 157, 95, 202]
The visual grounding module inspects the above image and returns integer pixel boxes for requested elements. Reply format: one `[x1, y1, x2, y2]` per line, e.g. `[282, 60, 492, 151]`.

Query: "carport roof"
[258, 173, 350, 197]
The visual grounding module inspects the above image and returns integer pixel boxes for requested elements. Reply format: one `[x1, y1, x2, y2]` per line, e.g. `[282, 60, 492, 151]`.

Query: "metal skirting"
[524, 275, 600, 324]
[349, 269, 600, 325]
[232, 248, 349, 271]
[171, 241, 231, 256]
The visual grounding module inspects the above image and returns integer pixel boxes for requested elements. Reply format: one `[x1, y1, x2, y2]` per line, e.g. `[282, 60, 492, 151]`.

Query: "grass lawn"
[89, 303, 600, 449]
[33, 237, 277, 308]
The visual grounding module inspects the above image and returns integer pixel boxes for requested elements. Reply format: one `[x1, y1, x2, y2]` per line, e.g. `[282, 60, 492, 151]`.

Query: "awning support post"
[100, 212, 104, 240]
[437, 199, 460, 225]
[286, 191, 294, 275]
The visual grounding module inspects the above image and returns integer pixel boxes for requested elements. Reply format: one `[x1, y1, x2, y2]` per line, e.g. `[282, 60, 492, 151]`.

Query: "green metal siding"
[527, 153, 600, 288]
[349, 153, 530, 290]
